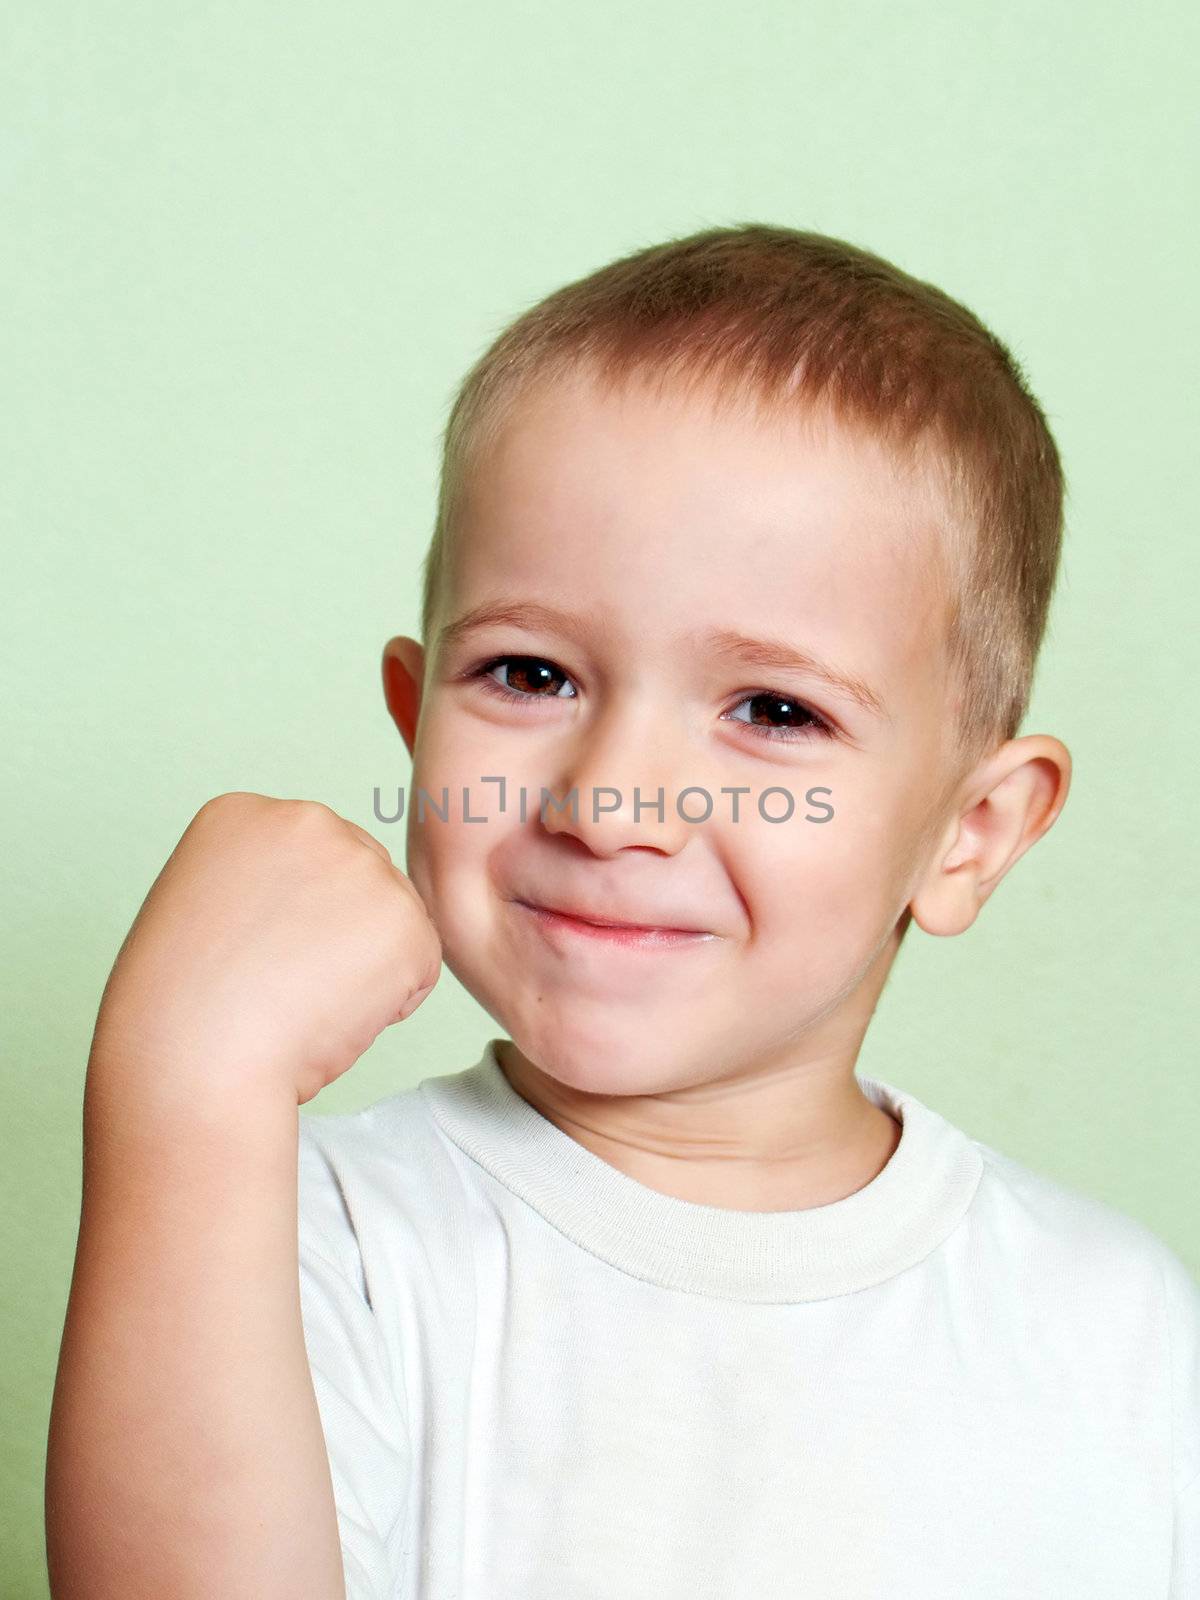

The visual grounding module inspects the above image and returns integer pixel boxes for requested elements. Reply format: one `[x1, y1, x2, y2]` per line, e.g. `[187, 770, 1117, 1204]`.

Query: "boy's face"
[387, 367, 969, 1096]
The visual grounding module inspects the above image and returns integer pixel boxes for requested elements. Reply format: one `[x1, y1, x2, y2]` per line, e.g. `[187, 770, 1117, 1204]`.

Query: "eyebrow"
[437, 599, 888, 720]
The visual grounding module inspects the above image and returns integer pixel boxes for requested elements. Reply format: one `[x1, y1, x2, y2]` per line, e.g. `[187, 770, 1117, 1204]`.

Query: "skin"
[381, 364, 1071, 1213]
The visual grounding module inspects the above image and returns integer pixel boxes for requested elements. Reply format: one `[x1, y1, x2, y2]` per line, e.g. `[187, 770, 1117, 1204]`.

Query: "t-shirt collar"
[420, 1037, 984, 1303]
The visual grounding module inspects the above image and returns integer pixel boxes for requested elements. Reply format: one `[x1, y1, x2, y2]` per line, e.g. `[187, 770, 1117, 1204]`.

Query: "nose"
[538, 698, 700, 857]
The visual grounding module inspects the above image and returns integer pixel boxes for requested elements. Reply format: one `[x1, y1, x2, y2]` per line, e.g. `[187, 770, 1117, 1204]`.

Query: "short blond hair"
[420, 223, 1065, 766]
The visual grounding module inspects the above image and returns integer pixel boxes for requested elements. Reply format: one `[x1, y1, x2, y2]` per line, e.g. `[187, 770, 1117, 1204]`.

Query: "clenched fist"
[89, 791, 443, 1105]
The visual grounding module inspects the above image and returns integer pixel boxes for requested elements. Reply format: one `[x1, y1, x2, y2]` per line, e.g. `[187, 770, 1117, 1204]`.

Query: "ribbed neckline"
[419, 1037, 984, 1304]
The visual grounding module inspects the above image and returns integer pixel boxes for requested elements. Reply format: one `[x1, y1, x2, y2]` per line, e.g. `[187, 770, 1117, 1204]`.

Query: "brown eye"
[726, 692, 832, 741]
[480, 655, 577, 700]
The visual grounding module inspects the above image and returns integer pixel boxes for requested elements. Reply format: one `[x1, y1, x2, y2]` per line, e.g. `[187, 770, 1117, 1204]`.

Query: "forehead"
[444, 366, 951, 706]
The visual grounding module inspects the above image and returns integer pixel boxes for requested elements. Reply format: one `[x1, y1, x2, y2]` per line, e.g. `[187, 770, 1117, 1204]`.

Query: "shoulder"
[298, 1077, 432, 1183]
[970, 1135, 1194, 1292]
[297, 1076, 476, 1281]
[968, 1136, 1200, 1487]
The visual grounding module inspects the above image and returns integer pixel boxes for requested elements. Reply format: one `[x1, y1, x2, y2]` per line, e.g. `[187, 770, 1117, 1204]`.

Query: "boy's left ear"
[381, 636, 426, 756]
[909, 735, 1072, 937]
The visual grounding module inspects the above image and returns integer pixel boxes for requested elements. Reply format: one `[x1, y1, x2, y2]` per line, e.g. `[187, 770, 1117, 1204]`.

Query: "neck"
[495, 1040, 902, 1214]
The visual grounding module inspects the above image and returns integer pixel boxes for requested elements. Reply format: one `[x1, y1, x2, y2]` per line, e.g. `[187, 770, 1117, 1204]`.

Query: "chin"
[504, 1005, 705, 1099]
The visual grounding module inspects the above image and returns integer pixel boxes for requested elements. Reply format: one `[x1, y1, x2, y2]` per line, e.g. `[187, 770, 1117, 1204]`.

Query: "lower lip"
[514, 900, 715, 950]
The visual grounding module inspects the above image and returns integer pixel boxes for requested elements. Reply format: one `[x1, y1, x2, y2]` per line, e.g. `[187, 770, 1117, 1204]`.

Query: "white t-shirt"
[297, 1038, 1200, 1599]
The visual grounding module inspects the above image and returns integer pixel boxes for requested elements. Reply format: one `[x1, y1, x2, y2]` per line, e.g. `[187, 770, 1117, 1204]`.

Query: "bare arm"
[43, 792, 443, 1599]
[45, 1053, 346, 1600]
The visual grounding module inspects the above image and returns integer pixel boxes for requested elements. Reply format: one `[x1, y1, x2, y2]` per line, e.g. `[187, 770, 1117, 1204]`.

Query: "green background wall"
[3, 2, 1197, 1592]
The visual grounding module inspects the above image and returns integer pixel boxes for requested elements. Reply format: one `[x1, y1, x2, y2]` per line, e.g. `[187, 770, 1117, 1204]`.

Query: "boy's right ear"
[381, 637, 426, 756]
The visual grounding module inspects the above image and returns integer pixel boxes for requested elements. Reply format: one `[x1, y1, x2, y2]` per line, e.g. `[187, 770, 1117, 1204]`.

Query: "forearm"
[45, 1051, 346, 1600]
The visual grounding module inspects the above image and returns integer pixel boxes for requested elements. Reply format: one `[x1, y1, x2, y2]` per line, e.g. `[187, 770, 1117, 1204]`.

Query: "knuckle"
[280, 796, 335, 825]
[274, 798, 350, 847]
[190, 790, 265, 836]
[195, 789, 253, 820]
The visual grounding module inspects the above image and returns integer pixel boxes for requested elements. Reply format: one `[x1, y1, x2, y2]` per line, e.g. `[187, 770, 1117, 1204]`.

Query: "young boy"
[46, 225, 1199, 1599]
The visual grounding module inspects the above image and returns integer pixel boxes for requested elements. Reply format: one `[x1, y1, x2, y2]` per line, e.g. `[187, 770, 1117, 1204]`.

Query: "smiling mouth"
[523, 900, 689, 932]
[512, 898, 716, 948]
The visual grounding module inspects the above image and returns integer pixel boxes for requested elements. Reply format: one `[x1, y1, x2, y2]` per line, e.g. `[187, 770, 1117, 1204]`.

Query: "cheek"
[738, 798, 910, 948]
[403, 739, 530, 963]
[406, 806, 489, 915]
[401, 819, 498, 1007]
[402, 732, 490, 925]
